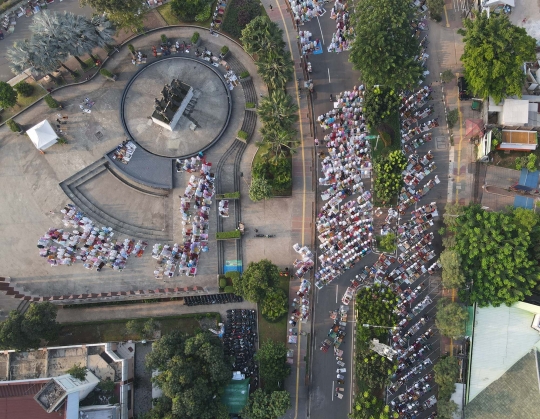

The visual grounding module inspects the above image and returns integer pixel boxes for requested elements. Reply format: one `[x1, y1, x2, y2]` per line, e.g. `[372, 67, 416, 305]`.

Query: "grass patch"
[217, 191, 241, 199]
[83, 58, 97, 70]
[157, 2, 214, 27]
[51, 313, 219, 346]
[371, 111, 401, 160]
[258, 277, 289, 345]
[216, 230, 241, 240]
[492, 148, 540, 170]
[0, 81, 47, 121]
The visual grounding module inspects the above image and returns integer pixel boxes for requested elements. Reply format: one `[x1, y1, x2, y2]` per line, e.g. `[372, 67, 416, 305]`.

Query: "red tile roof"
[0, 381, 65, 419]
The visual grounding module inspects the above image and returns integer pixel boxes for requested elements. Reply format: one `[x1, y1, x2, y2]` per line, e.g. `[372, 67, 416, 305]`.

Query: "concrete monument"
[151, 79, 194, 131]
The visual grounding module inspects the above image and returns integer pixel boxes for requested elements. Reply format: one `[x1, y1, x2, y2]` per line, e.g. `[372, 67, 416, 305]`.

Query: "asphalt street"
[0, 0, 94, 82]
[303, 7, 451, 419]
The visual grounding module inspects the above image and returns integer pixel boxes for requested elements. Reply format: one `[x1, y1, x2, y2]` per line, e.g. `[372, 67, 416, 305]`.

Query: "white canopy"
[27, 120, 58, 150]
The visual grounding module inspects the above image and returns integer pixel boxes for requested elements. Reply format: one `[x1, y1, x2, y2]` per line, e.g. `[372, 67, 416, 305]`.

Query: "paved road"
[300, 7, 452, 419]
[0, 0, 94, 82]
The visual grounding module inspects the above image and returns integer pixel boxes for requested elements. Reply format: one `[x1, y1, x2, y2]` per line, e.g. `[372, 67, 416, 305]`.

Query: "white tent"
[27, 120, 58, 150]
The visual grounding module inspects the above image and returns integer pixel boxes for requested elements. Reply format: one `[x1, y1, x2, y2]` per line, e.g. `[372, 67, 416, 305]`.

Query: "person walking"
[269, 4, 273, 9]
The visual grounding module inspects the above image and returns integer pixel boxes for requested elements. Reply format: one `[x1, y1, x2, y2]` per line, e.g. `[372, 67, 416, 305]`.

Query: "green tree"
[349, 0, 423, 90]
[433, 356, 459, 400]
[450, 205, 540, 306]
[241, 389, 291, 419]
[257, 90, 298, 131]
[99, 378, 116, 392]
[233, 259, 279, 302]
[255, 339, 290, 392]
[145, 330, 231, 419]
[442, 202, 464, 229]
[241, 16, 285, 56]
[139, 396, 174, 419]
[363, 86, 400, 130]
[67, 363, 88, 381]
[0, 81, 17, 108]
[171, 0, 212, 21]
[427, 0, 444, 21]
[14, 81, 33, 97]
[80, 0, 145, 31]
[258, 127, 299, 160]
[439, 249, 466, 289]
[0, 302, 60, 351]
[377, 233, 396, 253]
[527, 153, 537, 172]
[435, 299, 468, 338]
[249, 176, 273, 202]
[437, 399, 458, 419]
[256, 50, 293, 91]
[458, 12, 536, 102]
[261, 289, 288, 322]
[373, 150, 407, 203]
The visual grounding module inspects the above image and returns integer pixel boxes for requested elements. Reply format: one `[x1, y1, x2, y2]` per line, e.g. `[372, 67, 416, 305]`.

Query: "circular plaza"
[121, 56, 231, 158]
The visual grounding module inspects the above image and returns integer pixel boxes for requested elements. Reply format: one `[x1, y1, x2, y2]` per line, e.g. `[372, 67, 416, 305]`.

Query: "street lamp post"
[362, 323, 400, 330]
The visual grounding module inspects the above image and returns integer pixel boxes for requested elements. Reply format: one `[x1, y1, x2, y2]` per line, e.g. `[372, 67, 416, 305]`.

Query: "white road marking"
[336, 285, 338, 303]
[317, 16, 325, 45]
[332, 380, 335, 401]
[328, 68, 331, 83]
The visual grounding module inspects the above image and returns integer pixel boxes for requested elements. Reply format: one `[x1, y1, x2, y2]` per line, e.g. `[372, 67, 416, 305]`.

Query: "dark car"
[0, 31, 4, 40]
[458, 76, 471, 100]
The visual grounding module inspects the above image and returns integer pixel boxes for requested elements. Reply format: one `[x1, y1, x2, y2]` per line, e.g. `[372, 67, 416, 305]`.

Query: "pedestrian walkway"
[56, 299, 256, 324]
[265, 1, 316, 418]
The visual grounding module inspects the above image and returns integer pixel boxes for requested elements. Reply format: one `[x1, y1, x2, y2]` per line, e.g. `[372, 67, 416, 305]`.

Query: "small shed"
[27, 120, 58, 151]
[221, 378, 250, 414]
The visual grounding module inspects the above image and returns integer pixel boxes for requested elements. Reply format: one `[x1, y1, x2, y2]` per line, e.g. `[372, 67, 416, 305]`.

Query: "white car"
[336, 368, 346, 373]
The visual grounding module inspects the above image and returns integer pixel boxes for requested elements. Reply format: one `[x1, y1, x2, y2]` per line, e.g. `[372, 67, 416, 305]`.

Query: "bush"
[161, 34, 168, 44]
[447, 109, 459, 129]
[225, 271, 241, 281]
[171, 0, 211, 21]
[57, 137, 68, 145]
[224, 285, 235, 293]
[239, 70, 250, 79]
[221, 45, 229, 55]
[44, 94, 59, 109]
[6, 119, 21, 132]
[191, 32, 200, 44]
[100, 68, 115, 79]
[0, 81, 17, 109]
[377, 233, 396, 253]
[238, 130, 248, 140]
[219, 277, 227, 288]
[67, 364, 87, 381]
[14, 81, 34, 97]
[246, 102, 255, 108]
[128, 44, 136, 54]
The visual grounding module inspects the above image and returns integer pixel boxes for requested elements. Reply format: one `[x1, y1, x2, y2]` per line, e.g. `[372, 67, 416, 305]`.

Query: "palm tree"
[32, 34, 77, 76]
[31, 11, 114, 70]
[257, 90, 298, 130]
[256, 50, 294, 91]
[241, 16, 285, 56]
[7, 39, 60, 82]
[258, 127, 299, 160]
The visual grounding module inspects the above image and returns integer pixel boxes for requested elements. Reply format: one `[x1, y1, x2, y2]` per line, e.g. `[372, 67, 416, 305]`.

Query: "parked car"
[458, 76, 471, 100]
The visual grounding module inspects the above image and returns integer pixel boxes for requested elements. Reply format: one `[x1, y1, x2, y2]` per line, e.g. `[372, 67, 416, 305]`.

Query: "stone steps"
[240, 110, 257, 141]
[106, 164, 170, 197]
[60, 162, 171, 241]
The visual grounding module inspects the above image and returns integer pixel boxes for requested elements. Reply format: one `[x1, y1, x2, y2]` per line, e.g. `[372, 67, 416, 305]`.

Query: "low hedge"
[238, 130, 248, 140]
[221, 46, 229, 55]
[44, 94, 59, 109]
[6, 119, 21, 132]
[100, 68, 115, 79]
[239, 70, 250, 79]
[216, 230, 241, 240]
[224, 286, 235, 293]
[191, 32, 200, 44]
[217, 191, 240, 199]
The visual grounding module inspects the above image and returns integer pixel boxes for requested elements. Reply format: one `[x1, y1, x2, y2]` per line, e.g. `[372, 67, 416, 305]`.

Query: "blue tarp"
[518, 169, 539, 189]
[514, 196, 534, 209]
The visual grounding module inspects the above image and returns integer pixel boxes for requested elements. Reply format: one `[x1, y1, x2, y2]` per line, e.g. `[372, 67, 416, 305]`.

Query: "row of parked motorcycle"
[1, 0, 52, 35]
[224, 309, 258, 382]
[184, 293, 243, 306]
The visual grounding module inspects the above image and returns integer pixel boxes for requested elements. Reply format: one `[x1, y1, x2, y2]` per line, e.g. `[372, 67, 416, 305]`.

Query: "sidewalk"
[266, 2, 316, 418]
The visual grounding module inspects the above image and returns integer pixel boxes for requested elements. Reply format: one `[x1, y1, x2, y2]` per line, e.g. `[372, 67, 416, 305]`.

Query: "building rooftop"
[465, 350, 540, 419]
[468, 305, 540, 401]
[0, 381, 63, 419]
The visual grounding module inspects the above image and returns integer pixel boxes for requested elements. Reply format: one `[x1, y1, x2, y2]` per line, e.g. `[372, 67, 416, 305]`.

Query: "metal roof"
[468, 305, 540, 401]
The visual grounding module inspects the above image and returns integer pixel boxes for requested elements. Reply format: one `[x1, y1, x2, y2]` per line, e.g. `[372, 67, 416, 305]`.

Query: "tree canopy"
[0, 302, 60, 351]
[233, 259, 279, 302]
[80, 0, 144, 31]
[261, 289, 288, 322]
[458, 12, 536, 102]
[349, 0, 422, 90]
[448, 205, 540, 306]
[433, 356, 459, 401]
[363, 85, 400, 130]
[171, 0, 212, 22]
[145, 330, 231, 419]
[0, 82, 17, 109]
[249, 176, 273, 202]
[439, 249, 466, 289]
[435, 299, 468, 338]
[241, 389, 290, 419]
[255, 339, 290, 392]
[241, 16, 285, 56]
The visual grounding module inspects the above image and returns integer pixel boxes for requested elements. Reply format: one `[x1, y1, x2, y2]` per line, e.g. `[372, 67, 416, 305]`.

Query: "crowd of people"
[288, 0, 326, 25]
[328, 2, 353, 53]
[111, 140, 137, 164]
[37, 204, 144, 270]
[298, 30, 322, 55]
